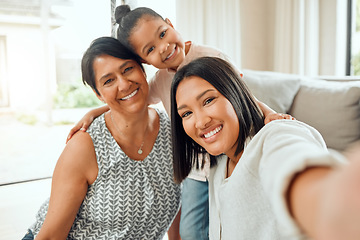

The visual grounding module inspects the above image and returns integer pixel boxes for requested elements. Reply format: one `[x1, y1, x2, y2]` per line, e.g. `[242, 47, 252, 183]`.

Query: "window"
[0, 35, 8, 107]
[348, 0, 360, 75]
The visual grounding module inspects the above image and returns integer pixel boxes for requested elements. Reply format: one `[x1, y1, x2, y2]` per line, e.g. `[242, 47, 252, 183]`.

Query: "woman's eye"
[204, 97, 215, 106]
[180, 111, 192, 118]
[124, 66, 134, 73]
[104, 78, 114, 85]
[147, 46, 155, 54]
[160, 30, 166, 39]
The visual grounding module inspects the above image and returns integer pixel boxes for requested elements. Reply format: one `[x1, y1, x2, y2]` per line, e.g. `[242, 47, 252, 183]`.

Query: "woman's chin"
[204, 148, 223, 157]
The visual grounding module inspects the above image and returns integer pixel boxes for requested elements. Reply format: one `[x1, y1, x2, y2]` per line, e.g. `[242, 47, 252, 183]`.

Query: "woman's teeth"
[121, 89, 138, 100]
[204, 126, 222, 138]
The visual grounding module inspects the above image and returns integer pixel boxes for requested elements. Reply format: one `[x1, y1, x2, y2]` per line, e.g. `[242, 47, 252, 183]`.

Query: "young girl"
[171, 56, 359, 239]
[67, 5, 293, 240]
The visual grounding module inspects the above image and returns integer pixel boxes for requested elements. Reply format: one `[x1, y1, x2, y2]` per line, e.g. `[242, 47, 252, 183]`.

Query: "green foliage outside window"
[352, 0, 360, 75]
[352, 51, 360, 76]
[54, 81, 102, 109]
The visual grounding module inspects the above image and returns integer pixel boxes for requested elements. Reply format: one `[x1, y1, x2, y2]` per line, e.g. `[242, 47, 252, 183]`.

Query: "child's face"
[176, 76, 240, 159]
[129, 17, 185, 70]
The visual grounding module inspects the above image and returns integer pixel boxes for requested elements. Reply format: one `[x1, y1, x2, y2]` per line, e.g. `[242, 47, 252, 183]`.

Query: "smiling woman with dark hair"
[170, 56, 358, 239]
[22, 37, 181, 240]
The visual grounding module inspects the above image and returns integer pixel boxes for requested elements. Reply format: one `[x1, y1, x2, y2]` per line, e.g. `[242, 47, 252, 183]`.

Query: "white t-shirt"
[208, 120, 346, 239]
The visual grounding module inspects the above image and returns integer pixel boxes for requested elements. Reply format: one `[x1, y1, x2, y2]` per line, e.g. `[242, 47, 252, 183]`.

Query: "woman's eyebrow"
[177, 89, 215, 110]
[98, 60, 132, 82]
[196, 89, 215, 101]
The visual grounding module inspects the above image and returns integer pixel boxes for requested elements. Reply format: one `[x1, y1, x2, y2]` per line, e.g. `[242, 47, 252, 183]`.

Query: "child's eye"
[204, 97, 215, 106]
[147, 46, 155, 54]
[160, 30, 166, 39]
[180, 111, 192, 118]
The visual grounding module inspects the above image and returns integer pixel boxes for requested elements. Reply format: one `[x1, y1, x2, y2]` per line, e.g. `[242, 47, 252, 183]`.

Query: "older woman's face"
[176, 76, 239, 158]
[93, 54, 148, 114]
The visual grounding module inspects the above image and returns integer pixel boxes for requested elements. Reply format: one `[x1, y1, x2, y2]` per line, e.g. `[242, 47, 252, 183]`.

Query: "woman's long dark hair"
[171, 57, 265, 183]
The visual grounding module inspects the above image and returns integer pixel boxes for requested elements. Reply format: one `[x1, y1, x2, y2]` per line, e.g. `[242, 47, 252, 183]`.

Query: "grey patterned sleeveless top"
[30, 109, 181, 239]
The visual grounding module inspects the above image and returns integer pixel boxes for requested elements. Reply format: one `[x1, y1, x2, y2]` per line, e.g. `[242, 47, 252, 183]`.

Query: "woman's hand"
[264, 112, 295, 124]
[289, 144, 360, 240]
[314, 145, 360, 240]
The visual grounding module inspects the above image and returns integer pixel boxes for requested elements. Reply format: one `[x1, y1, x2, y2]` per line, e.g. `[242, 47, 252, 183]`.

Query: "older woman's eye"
[104, 78, 114, 85]
[123, 66, 134, 73]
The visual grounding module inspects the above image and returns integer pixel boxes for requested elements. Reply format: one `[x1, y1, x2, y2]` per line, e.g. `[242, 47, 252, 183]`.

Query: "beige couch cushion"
[289, 78, 360, 151]
[242, 70, 301, 113]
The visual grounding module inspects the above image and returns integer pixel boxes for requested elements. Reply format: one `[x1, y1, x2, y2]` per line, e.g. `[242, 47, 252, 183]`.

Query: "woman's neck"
[107, 108, 151, 140]
[106, 107, 159, 160]
[226, 150, 243, 178]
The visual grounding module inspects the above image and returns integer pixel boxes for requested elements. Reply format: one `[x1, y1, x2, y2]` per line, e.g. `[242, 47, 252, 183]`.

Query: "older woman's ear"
[93, 90, 105, 103]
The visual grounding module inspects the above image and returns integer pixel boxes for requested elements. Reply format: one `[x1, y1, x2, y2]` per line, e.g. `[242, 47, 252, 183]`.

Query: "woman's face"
[176, 76, 240, 158]
[93, 54, 148, 114]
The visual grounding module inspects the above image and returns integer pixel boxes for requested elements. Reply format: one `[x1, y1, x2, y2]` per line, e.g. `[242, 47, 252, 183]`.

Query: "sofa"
[242, 69, 360, 153]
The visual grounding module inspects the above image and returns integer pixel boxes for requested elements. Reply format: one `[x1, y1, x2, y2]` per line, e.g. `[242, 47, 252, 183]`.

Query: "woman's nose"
[117, 76, 131, 91]
[195, 113, 211, 129]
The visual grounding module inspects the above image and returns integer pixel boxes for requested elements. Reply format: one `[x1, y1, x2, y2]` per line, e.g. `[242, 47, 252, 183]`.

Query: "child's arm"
[66, 105, 110, 143]
[256, 98, 295, 124]
[288, 147, 360, 239]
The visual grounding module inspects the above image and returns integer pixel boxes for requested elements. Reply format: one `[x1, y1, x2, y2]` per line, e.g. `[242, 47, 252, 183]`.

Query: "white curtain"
[175, 0, 242, 68]
[175, 0, 348, 76]
[273, 0, 320, 75]
[273, 0, 348, 76]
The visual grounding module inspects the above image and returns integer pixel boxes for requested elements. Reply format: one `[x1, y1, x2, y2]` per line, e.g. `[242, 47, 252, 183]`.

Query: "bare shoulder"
[55, 131, 98, 184]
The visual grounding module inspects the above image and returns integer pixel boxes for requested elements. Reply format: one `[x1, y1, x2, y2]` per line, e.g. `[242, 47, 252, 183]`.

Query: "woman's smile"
[202, 125, 223, 140]
[120, 88, 139, 100]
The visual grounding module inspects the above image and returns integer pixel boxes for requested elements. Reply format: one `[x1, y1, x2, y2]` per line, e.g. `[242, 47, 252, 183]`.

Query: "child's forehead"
[132, 17, 167, 39]
[136, 15, 165, 27]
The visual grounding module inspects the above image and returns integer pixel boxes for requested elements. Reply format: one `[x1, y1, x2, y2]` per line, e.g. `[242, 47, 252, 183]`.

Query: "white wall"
[239, 0, 275, 71]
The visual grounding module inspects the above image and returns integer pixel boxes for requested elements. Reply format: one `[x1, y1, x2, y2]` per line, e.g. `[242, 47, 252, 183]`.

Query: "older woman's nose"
[117, 76, 132, 91]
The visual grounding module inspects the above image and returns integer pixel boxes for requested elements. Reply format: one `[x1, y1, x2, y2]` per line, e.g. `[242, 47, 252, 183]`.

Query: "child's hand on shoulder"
[66, 105, 110, 143]
[264, 112, 295, 124]
[66, 117, 92, 144]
